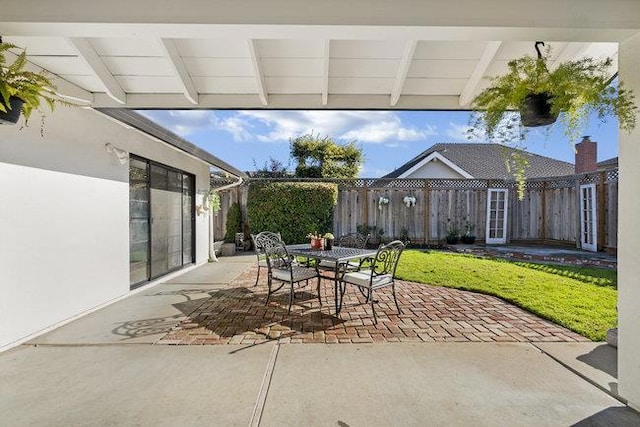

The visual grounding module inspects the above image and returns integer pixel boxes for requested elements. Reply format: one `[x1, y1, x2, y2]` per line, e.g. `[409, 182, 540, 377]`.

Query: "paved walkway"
[450, 244, 617, 268]
[159, 266, 587, 345]
[3, 256, 638, 426]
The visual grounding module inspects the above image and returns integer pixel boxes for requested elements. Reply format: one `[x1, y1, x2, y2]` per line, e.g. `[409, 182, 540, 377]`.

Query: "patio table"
[286, 244, 378, 314]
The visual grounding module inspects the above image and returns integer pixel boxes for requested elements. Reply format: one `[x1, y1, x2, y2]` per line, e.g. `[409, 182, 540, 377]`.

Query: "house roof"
[597, 157, 618, 170]
[95, 108, 246, 178]
[382, 143, 575, 180]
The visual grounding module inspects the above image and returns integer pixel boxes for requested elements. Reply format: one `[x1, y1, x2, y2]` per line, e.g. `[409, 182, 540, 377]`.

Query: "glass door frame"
[486, 188, 508, 244]
[579, 183, 598, 252]
[129, 154, 196, 288]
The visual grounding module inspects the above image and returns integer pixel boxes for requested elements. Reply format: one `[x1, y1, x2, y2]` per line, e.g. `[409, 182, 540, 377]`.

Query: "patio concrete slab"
[0, 344, 273, 427]
[28, 256, 255, 345]
[261, 343, 639, 427]
[27, 282, 219, 345]
[164, 254, 254, 285]
[534, 342, 620, 399]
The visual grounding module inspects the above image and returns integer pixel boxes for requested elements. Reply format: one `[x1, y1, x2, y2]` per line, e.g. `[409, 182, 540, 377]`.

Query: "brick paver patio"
[157, 266, 589, 345]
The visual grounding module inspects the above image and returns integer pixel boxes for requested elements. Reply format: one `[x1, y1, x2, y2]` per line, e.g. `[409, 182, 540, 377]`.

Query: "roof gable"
[398, 151, 473, 178]
[383, 143, 575, 179]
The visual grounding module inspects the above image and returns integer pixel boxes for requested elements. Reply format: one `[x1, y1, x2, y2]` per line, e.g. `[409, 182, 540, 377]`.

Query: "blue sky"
[139, 109, 619, 177]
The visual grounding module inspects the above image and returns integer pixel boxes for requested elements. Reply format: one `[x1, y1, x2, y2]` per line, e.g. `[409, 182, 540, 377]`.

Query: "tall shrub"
[247, 182, 338, 244]
[224, 202, 242, 243]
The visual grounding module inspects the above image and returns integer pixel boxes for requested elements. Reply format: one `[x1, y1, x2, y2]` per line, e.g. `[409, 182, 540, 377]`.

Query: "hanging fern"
[1, 41, 75, 131]
[470, 46, 638, 200]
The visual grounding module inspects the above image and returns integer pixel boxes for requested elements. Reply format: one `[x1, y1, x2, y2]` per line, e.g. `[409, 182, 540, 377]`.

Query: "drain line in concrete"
[249, 341, 280, 427]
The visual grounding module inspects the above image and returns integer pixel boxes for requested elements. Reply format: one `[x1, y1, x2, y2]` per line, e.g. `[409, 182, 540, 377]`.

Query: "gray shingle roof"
[382, 143, 575, 179]
[597, 157, 618, 170]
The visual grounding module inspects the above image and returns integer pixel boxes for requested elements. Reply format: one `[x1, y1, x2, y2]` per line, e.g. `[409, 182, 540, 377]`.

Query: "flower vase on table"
[323, 232, 335, 250]
[310, 237, 324, 250]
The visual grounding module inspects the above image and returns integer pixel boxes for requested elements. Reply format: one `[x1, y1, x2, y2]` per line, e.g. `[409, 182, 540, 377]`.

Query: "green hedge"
[224, 202, 242, 243]
[247, 182, 338, 244]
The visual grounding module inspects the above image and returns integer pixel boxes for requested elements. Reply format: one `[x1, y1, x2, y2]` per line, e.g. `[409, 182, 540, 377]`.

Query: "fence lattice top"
[222, 169, 617, 190]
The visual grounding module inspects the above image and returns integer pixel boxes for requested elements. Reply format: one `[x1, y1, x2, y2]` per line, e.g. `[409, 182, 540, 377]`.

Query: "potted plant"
[461, 220, 476, 245]
[323, 232, 335, 250]
[472, 42, 637, 141]
[0, 40, 70, 129]
[445, 219, 460, 245]
[307, 232, 325, 250]
[471, 42, 637, 199]
[403, 195, 416, 208]
[378, 196, 390, 210]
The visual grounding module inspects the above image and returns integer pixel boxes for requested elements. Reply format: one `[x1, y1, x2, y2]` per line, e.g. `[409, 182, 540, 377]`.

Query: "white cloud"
[445, 112, 522, 144]
[213, 115, 253, 141]
[446, 122, 481, 142]
[138, 110, 215, 136]
[237, 110, 434, 144]
[139, 109, 438, 148]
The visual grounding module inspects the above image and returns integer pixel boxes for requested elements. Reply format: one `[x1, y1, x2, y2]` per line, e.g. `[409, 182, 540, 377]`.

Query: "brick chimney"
[575, 136, 597, 174]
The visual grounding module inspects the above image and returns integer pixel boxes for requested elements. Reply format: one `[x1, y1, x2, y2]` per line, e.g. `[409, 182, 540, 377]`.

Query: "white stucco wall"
[0, 106, 211, 350]
[404, 160, 465, 179]
[618, 34, 640, 412]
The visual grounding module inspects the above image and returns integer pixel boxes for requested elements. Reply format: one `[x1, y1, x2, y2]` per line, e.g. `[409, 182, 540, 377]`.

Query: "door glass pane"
[167, 170, 183, 271]
[129, 159, 150, 286]
[487, 189, 507, 243]
[150, 165, 169, 277]
[150, 166, 184, 277]
[182, 174, 194, 265]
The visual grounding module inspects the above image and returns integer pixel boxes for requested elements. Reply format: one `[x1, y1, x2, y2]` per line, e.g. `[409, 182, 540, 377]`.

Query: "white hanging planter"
[403, 195, 416, 208]
[378, 196, 390, 210]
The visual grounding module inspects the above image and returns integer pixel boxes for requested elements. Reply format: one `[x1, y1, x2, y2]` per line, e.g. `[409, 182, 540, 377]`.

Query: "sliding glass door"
[129, 156, 195, 288]
[129, 158, 151, 285]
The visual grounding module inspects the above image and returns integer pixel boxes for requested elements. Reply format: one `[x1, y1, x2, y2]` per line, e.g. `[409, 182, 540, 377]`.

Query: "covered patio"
[2, 256, 638, 426]
[5, 256, 640, 426]
[2, 0, 640, 417]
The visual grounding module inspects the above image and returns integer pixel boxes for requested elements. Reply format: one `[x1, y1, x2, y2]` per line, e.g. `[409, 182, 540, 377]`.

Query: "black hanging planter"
[0, 96, 24, 125]
[520, 93, 558, 127]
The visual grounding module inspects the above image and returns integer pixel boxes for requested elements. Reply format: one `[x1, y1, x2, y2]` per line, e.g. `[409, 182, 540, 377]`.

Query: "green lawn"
[396, 250, 617, 341]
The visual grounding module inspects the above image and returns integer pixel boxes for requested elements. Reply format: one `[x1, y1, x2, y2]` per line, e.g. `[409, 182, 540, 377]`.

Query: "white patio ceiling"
[1, 0, 639, 110]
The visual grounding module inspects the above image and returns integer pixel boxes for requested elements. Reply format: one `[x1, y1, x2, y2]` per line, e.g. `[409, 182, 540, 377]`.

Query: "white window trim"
[486, 188, 508, 244]
[398, 152, 474, 179]
[579, 183, 598, 252]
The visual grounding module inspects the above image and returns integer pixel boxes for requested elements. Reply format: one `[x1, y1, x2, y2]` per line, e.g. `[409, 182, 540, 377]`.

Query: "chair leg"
[317, 276, 322, 306]
[370, 288, 377, 324]
[254, 265, 260, 287]
[337, 281, 345, 314]
[265, 277, 273, 305]
[392, 282, 402, 315]
[288, 282, 295, 313]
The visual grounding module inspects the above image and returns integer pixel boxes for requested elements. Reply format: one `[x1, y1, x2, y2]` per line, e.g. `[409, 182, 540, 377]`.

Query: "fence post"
[360, 187, 368, 232]
[575, 177, 581, 249]
[541, 181, 547, 240]
[424, 180, 430, 245]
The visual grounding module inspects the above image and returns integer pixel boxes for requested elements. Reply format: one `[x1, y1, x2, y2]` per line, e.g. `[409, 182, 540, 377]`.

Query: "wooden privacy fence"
[213, 169, 618, 251]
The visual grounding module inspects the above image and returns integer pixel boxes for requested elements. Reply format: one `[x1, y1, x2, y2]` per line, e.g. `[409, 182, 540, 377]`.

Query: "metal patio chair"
[338, 240, 405, 323]
[317, 232, 371, 272]
[251, 231, 282, 287]
[264, 241, 321, 313]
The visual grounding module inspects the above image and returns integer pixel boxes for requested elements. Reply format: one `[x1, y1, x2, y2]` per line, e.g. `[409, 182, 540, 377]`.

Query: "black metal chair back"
[371, 240, 405, 278]
[250, 231, 283, 286]
[253, 231, 282, 253]
[336, 232, 370, 249]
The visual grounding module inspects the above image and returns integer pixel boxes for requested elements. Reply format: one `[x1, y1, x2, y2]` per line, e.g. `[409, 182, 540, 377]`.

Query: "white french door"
[580, 184, 597, 252]
[486, 189, 508, 244]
